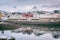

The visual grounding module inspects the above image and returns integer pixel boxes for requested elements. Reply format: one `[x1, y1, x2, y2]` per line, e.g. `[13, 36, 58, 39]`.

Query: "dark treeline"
[0, 23, 60, 30]
[0, 24, 16, 30]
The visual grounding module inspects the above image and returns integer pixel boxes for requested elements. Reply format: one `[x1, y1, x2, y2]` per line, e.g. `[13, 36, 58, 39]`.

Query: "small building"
[0, 12, 3, 18]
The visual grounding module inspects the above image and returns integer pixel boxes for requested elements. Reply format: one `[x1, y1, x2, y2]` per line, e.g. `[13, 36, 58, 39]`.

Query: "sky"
[0, 0, 60, 12]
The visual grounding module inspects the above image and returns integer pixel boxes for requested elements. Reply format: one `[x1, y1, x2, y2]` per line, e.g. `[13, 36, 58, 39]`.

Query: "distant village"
[0, 8, 60, 23]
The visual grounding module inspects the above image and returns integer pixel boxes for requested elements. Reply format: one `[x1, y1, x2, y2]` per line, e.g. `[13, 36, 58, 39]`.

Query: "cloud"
[0, 0, 60, 6]
[0, 0, 60, 12]
[42, 4, 60, 8]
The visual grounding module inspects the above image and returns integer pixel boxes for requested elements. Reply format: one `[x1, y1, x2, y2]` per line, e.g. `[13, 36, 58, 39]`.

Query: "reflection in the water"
[53, 34, 60, 39]
[0, 30, 60, 40]
[12, 27, 46, 36]
[0, 24, 60, 40]
[11, 26, 60, 38]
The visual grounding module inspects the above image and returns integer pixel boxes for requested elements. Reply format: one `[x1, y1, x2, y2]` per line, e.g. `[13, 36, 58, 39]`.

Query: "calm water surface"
[0, 30, 60, 40]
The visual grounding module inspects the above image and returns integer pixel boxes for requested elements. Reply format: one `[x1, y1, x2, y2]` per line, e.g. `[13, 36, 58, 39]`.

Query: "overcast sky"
[0, 0, 60, 12]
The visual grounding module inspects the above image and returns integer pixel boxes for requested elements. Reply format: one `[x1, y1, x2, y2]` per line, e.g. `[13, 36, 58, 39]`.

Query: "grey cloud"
[42, 4, 60, 8]
[0, 0, 60, 6]
[0, 0, 60, 11]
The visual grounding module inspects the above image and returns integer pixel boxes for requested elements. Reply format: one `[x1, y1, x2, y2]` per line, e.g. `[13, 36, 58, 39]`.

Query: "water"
[0, 30, 60, 40]
[0, 24, 60, 40]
